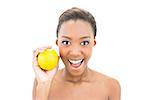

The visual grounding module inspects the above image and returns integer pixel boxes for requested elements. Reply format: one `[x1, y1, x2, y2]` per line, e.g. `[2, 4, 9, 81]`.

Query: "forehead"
[58, 20, 94, 38]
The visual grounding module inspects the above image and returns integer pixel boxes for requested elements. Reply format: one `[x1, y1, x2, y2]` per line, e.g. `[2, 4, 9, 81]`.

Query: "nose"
[69, 46, 82, 57]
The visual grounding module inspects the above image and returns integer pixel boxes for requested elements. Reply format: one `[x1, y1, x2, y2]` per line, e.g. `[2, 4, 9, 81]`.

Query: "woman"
[32, 7, 121, 100]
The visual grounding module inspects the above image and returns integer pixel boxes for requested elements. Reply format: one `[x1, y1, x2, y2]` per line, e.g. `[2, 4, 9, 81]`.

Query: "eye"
[80, 41, 89, 46]
[62, 40, 71, 45]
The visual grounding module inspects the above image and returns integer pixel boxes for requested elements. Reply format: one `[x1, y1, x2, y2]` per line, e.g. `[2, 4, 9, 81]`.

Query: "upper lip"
[69, 59, 83, 60]
[68, 59, 84, 64]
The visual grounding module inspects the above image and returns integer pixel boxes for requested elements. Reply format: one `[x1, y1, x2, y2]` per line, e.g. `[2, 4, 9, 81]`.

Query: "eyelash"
[61, 40, 89, 46]
[62, 40, 71, 45]
[80, 41, 89, 46]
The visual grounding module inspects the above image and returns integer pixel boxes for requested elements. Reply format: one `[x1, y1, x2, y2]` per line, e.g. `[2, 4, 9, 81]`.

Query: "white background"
[0, 0, 150, 100]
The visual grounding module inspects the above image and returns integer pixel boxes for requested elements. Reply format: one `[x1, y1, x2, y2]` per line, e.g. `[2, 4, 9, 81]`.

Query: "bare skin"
[32, 20, 121, 100]
[49, 68, 120, 100]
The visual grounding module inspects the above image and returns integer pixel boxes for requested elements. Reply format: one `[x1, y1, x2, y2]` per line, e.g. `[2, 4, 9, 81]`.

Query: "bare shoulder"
[91, 69, 121, 100]
[92, 69, 121, 89]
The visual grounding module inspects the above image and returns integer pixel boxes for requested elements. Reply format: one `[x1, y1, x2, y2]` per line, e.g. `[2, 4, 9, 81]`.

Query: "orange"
[37, 49, 58, 70]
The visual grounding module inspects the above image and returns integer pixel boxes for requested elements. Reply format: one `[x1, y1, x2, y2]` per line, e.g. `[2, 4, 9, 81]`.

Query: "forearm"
[32, 79, 37, 100]
[33, 79, 51, 100]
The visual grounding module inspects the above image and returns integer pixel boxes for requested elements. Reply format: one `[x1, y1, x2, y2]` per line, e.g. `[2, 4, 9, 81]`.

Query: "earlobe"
[94, 40, 96, 46]
[56, 39, 58, 46]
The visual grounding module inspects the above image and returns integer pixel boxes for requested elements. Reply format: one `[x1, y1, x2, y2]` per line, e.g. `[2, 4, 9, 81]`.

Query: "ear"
[93, 40, 96, 46]
[56, 39, 58, 46]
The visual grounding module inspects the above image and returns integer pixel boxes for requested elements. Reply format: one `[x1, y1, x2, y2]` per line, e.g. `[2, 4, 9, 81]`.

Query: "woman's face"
[57, 20, 96, 76]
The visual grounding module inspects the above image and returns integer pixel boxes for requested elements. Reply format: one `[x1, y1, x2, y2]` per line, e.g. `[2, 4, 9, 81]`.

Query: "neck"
[61, 68, 92, 84]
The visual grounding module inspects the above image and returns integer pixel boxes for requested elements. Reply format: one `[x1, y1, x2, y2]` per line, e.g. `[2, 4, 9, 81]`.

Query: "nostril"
[70, 48, 81, 55]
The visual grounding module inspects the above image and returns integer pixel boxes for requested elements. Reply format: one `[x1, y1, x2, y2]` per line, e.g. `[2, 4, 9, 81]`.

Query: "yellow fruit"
[37, 49, 58, 71]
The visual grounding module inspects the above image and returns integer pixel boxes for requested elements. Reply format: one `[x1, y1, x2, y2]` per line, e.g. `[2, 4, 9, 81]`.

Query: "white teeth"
[69, 59, 82, 64]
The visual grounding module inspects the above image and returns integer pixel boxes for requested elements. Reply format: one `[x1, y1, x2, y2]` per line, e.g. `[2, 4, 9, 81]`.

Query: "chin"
[68, 68, 85, 77]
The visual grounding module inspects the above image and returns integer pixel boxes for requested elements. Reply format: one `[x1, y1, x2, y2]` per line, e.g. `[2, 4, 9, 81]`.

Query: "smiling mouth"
[68, 59, 84, 68]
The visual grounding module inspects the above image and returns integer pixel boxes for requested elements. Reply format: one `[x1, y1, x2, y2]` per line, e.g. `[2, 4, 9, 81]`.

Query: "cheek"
[58, 45, 67, 59]
[83, 47, 93, 58]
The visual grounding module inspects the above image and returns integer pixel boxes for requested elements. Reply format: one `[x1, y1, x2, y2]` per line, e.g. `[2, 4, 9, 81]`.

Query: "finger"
[33, 55, 38, 66]
[33, 63, 46, 77]
[33, 46, 53, 58]
[46, 67, 59, 79]
[33, 48, 47, 63]
[36, 46, 52, 52]
[33, 46, 52, 70]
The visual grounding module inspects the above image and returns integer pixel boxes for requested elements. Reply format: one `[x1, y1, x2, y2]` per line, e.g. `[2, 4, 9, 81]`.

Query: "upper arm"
[108, 79, 121, 100]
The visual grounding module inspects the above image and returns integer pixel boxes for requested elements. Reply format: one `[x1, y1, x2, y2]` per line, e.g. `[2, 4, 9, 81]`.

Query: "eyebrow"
[61, 35, 91, 40]
[61, 36, 71, 40]
[80, 36, 90, 39]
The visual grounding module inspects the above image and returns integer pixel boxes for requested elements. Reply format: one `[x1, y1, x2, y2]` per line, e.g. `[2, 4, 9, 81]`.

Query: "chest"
[49, 82, 109, 100]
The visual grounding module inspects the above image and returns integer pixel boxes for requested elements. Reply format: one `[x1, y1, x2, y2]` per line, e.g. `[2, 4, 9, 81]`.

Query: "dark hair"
[56, 7, 97, 38]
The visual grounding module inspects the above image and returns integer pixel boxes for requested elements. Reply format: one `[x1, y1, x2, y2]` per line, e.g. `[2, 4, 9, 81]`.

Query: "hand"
[32, 46, 59, 83]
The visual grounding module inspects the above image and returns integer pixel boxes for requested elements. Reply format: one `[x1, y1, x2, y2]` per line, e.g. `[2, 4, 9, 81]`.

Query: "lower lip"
[69, 60, 84, 70]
